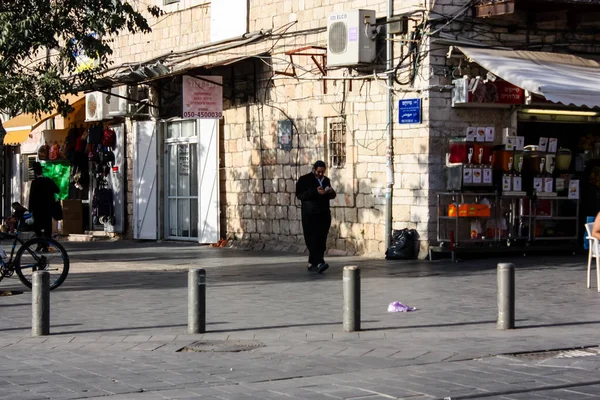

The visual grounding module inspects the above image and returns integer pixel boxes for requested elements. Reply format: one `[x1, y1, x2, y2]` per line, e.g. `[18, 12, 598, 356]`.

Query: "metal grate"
[25, 155, 37, 181]
[328, 120, 347, 168]
[178, 340, 265, 353]
[328, 22, 347, 54]
[509, 347, 600, 361]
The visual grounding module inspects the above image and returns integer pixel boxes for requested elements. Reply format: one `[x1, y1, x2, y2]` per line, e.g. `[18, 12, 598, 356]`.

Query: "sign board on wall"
[398, 98, 421, 124]
[182, 75, 223, 119]
[452, 77, 524, 107]
[210, 0, 248, 42]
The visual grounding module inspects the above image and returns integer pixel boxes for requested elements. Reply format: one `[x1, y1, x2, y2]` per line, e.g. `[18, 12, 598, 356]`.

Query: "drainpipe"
[385, 0, 394, 250]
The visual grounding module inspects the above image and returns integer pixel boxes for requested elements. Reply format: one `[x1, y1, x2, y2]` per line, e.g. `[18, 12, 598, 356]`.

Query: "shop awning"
[458, 46, 600, 108]
[2, 93, 85, 146]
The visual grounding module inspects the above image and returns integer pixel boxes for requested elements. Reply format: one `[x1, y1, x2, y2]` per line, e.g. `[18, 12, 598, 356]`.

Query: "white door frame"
[162, 118, 220, 243]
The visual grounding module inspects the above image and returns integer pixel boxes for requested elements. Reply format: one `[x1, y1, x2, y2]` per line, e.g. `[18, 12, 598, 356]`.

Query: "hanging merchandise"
[41, 162, 71, 200]
[102, 127, 116, 149]
[101, 147, 115, 166]
[37, 143, 50, 160]
[64, 127, 81, 162]
[470, 220, 483, 239]
[88, 143, 101, 162]
[75, 132, 87, 153]
[49, 141, 61, 160]
[88, 123, 104, 144]
[92, 186, 114, 225]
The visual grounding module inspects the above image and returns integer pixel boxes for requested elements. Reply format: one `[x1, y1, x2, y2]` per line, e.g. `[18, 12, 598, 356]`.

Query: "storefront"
[1, 94, 125, 237]
[436, 47, 600, 259]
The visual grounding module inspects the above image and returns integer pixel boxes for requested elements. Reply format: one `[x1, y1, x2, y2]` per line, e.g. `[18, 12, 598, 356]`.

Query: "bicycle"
[0, 222, 70, 291]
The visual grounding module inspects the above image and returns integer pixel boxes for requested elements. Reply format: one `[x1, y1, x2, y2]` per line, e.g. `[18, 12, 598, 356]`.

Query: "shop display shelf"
[437, 191, 580, 261]
[438, 216, 492, 220]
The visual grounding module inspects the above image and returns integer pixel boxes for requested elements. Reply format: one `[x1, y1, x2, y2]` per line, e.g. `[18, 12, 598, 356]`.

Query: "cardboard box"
[62, 200, 83, 220]
[448, 204, 491, 218]
[62, 217, 83, 235]
[61, 200, 84, 234]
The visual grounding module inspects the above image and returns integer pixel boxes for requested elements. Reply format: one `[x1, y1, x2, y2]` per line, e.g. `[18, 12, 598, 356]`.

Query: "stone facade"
[101, 0, 600, 256]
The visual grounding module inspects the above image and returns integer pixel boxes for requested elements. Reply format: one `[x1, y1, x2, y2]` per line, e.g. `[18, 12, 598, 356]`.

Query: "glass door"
[165, 120, 199, 240]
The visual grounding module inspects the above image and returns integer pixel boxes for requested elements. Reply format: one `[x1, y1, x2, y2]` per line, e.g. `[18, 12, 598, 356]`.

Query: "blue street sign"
[398, 98, 421, 124]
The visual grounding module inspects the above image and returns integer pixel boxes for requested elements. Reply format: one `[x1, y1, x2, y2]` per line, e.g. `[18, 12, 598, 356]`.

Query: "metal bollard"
[497, 263, 515, 330]
[343, 266, 361, 332]
[188, 269, 206, 334]
[32, 271, 50, 336]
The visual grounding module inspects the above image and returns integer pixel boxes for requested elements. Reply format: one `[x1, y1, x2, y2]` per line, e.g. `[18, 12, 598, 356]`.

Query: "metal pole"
[32, 271, 50, 336]
[343, 266, 361, 332]
[188, 269, 206, 334]
[384, 0, 395, 250]
[497, 263, 515, 330]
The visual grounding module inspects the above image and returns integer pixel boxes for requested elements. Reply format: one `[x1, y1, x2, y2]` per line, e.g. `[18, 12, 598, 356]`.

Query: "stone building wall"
[103, 0, 445, 255]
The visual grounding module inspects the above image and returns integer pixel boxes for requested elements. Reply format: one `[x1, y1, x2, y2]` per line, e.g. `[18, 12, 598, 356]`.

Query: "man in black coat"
[28, 162, 59, 246]
[295, 160, 336, 273]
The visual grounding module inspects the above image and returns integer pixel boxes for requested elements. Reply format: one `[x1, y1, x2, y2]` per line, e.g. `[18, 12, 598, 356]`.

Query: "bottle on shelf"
[502, 156, 513, 193]
[544, 157, 555, 193]
[533, 158, 545, 194]
[513, 158, 523, 192]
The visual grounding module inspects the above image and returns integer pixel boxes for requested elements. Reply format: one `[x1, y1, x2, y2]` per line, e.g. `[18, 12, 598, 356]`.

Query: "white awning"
[458, 46, 600, 108]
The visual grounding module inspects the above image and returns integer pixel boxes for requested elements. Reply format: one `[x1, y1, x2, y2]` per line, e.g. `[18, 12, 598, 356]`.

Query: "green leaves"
[0, 0, 162, 116]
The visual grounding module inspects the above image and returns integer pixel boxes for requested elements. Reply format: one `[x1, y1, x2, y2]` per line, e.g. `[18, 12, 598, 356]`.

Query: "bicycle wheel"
[15, 237, 69, 290]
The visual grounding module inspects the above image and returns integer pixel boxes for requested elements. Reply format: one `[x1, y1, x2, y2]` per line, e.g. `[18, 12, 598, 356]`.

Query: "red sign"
[468, 79, 524, 105]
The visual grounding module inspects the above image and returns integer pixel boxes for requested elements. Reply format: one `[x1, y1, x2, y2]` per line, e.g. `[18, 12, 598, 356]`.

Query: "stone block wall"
[105, 0, 448, 255]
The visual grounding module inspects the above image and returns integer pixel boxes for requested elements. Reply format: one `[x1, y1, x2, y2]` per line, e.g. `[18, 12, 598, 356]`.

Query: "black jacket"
[296, 172, 336, 215]
[29, 176, 59, 218]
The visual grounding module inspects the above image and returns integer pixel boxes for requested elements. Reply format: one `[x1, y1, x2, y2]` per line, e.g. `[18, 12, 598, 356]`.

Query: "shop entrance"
[164, 119, 219, 243]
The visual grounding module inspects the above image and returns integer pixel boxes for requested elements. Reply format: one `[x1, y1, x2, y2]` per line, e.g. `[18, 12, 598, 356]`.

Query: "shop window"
[327, 120, 347, 169]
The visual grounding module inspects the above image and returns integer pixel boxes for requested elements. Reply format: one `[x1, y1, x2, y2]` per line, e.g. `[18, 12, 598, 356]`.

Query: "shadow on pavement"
[59, 323, 196, 335]
[206, 320, 380, 333]
[518, 320, 600, 329]
[0, 323, 80, 332]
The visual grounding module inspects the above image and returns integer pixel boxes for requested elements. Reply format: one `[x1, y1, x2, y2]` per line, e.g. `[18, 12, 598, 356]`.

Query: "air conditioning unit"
[107, 85, 129, 116]
[327, 9, 377, 67]
[127, 85, 150, 116]
[85, 92, 112, 122]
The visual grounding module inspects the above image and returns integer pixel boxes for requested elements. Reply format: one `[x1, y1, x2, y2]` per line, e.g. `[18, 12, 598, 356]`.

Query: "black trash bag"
[385, 228, 417, 260]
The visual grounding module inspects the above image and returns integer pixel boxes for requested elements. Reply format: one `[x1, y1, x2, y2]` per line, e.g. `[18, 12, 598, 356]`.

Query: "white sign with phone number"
[182, 75, 223, 119]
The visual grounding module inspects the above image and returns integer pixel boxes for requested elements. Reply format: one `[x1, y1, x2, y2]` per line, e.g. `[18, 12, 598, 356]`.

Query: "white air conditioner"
[327, 9, 377, 67]
[107, 85, 129, 116]
[85, 92, 112, 121]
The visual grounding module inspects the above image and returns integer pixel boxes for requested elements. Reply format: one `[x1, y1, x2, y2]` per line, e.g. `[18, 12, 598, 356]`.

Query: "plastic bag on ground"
[387, 301, 417, 313]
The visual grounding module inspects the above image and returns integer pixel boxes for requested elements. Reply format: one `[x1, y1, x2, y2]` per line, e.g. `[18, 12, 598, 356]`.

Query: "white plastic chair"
[584, 222, 600, 292]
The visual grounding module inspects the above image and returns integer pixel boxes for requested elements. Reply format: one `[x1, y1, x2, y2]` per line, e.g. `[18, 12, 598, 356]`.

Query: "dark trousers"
[301, 212, 331, 266]
[34, 214, 52, 240]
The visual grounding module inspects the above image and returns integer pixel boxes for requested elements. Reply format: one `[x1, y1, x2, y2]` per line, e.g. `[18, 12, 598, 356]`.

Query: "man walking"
[29, 162, 59, 246]
[296, 160, 336, 273]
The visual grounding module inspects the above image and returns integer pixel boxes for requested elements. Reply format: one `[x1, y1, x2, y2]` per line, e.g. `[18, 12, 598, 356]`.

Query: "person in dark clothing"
[295, 160, 336, 273]
[28, 162, 59, 244]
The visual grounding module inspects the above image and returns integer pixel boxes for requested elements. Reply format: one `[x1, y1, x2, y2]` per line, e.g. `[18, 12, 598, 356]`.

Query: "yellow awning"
[2, 93, 85, 146]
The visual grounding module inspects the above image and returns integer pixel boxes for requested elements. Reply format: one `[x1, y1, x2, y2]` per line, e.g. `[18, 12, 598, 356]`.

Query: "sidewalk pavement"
[1, 241, 600, 399]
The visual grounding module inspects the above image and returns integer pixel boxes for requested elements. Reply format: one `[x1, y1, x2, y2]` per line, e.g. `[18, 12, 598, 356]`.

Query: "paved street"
[1, 241, 600, 399]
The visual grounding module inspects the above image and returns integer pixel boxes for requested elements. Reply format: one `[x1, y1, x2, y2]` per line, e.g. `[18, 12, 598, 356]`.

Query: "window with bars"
[327, 120, 347, 168]
[25, 155, 37, 181]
